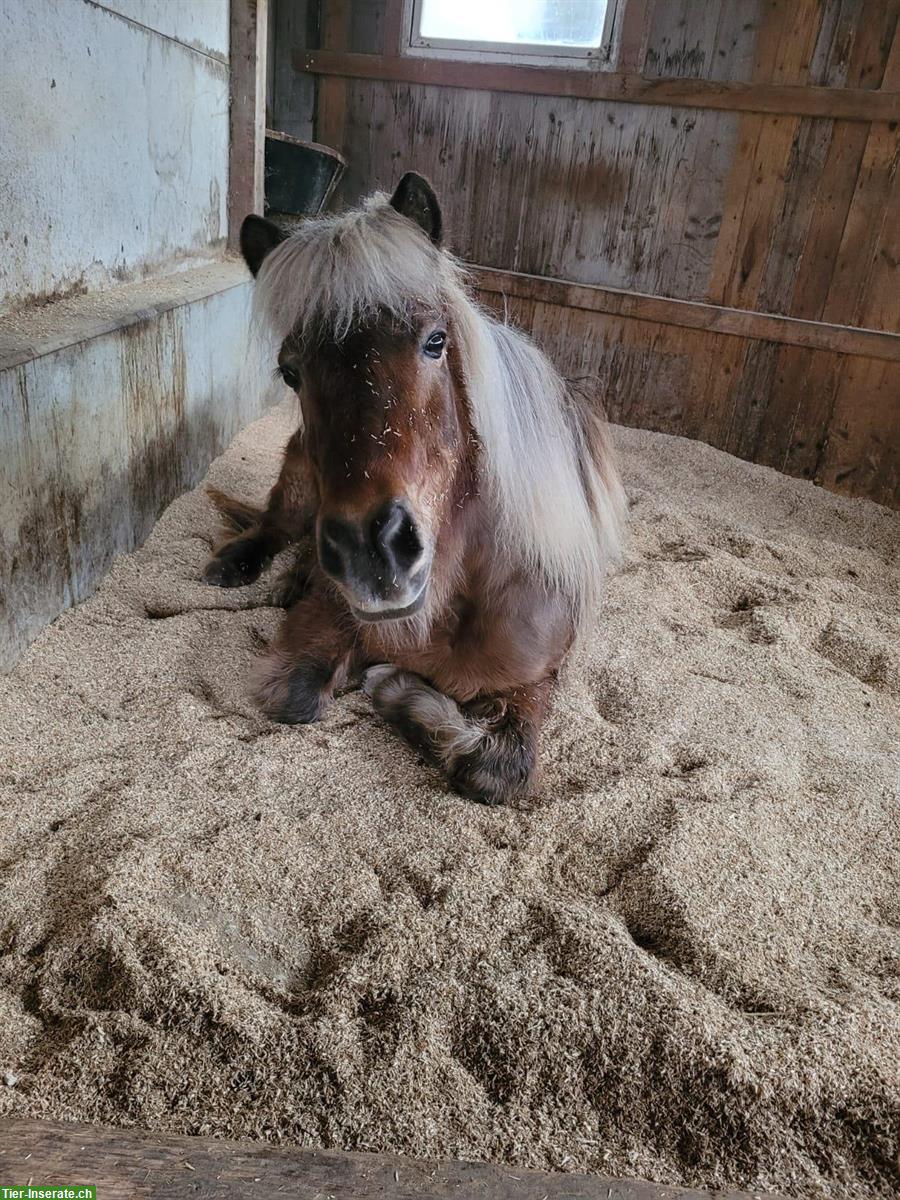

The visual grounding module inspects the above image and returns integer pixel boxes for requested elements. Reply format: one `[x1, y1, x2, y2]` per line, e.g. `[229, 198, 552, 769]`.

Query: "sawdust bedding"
[1, 402, 898, 1199]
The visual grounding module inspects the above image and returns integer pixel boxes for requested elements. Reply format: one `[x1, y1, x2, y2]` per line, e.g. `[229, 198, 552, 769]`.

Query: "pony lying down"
[205, 173, 626, 805]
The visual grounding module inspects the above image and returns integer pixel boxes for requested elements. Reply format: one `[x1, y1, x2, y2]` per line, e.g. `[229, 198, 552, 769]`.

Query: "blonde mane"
[254, 193, 626, 630]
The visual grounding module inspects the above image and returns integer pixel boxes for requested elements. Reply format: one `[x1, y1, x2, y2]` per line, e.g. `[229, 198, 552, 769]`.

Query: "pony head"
[242, 174, 469, 622]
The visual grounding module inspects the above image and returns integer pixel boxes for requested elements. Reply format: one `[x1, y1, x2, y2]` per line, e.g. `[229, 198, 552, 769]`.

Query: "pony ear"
[389, 172, 442, 245]
[240, 214, 286, 277]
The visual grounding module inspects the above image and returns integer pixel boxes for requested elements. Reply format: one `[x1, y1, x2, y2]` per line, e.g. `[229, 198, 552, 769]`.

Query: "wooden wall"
[273, 0, 899, 507]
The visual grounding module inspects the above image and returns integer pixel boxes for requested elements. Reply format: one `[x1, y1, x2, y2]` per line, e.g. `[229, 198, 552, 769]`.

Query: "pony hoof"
[362, 664, 398, 698]
[448, 750, 533, 808]
[264, 700, 322, 725]
[203, 557, 251, 587]
[448, 770, 507, 806]
[260, 685, 325, 725]
[255, 655, 331, 725]
[203, 538, 266, 588]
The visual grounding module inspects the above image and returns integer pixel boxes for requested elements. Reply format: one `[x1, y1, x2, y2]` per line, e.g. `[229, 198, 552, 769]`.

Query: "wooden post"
[615, 0, 652, 72]
[229, 0, 268, 249]
[382, 0, 406, 55]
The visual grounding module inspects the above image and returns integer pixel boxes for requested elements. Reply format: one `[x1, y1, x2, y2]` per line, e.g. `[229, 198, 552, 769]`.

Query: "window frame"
[403, 0, 621, 69]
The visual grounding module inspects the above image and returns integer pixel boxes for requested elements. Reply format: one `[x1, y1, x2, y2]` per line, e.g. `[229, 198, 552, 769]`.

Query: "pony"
[204, 173, 626, 805]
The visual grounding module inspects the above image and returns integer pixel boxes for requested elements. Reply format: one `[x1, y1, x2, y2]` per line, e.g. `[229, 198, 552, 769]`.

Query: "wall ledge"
[0, 260, 252, 373]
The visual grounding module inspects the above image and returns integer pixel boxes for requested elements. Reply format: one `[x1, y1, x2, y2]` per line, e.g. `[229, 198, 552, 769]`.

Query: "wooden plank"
[228, 0, 268, 249]
[615, 0, 653, 73]
[706, 0, 822, 310]
[833, 0, 900, 90]
[347, 0, 390, 54]
[0, 1118, 783, 1200]
[689, 332, 752, 451]
[722, 339, 782, 461]
[733, 0, 824, 310]
[478, 290, 733, 437]
[818, 356, 900, 503]
[807, 0, 860, 88]
[316, 0, 352, 159]
[713, 114, 799, 311]
[381, 0, 406, 55]
[747, 8, 900, 475]
[658, 6, 760, 300]
[295, 49, 900, 122]
[750, 343, 847, 481]
[469, 265, 900, 361]
[820, 119, 899, 326]
[705, 0, 818, 463]
[269, 0, 316, 141]
[859, 16, 900, 332]
[787, 121, 871, 319]
[820, 22, 900, 326]
[858, 152, 900, 331]
[754, 116, 834, 316]
[781, 7, 898, 320]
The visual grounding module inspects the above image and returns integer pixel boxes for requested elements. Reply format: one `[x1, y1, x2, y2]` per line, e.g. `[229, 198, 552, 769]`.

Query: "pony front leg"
[204, 428, 314, 588]
[363, 668, 553, 806]
[256, 584, 356, 724]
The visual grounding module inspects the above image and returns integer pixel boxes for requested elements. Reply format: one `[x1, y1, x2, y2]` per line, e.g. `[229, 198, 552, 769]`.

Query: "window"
[408, 0, 616, 65]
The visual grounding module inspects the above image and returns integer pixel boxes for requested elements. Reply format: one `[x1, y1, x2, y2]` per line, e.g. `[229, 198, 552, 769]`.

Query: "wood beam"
[294, 49, 900, 123]
[470, 266, 900, 362]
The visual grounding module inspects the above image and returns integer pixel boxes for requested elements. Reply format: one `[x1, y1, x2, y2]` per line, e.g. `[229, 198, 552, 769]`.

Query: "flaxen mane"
[254, 192, 626, 631]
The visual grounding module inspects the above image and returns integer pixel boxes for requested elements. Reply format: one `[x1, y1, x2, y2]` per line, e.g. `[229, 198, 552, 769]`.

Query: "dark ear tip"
[397, 170, 432, 190]
[389, 172, 443, 246]
[240, 214, 286, 277]
[239, 213, 271, 247]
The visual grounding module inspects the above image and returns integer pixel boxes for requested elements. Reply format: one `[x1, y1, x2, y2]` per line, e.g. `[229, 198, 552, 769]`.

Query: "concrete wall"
[0, 266, 277, 672]
[97, 0, 229, 60]
[0, 0, 279, 671]
[0, 0, 230, 315]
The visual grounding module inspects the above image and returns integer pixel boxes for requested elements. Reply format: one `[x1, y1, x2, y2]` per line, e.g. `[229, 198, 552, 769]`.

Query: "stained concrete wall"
[0, 266, 277, 672]
[0, 1, 279, 671]
[0, 0, 230, 314]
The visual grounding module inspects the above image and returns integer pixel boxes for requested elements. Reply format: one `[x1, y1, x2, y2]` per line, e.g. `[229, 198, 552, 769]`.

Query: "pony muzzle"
[317, 499, 431, 621]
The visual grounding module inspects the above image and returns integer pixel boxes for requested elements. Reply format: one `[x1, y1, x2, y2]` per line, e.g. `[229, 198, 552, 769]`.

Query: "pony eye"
[423, 331, 447, 359]
[278, 364, 300, 390]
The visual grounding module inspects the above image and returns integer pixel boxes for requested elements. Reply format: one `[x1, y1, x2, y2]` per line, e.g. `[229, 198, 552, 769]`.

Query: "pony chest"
[367, 586, 571, 701]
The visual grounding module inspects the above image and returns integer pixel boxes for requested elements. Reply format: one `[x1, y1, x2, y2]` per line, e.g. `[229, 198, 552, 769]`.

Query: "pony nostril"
[319, 517, 355, 579]
[393, 511, 422, 570]
[319, 536, 343, 580]
[371, 502, 422, 573]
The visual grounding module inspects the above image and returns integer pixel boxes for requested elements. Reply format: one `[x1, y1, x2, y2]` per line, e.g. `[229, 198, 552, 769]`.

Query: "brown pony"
[205, 173, 625, 805]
